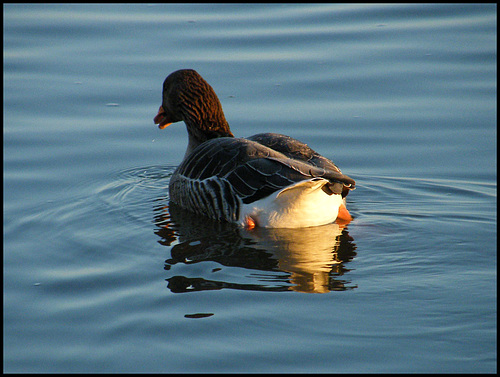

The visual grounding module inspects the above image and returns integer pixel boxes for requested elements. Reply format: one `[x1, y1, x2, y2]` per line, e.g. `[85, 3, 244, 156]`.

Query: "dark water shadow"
[153, 198, 357, 294]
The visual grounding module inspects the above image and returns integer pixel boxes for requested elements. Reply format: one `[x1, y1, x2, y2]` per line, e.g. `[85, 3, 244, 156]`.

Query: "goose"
[154, 69, 355, 229]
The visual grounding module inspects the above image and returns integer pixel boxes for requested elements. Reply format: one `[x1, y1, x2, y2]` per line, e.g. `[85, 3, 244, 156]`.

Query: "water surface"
[3, 3, 496, 373]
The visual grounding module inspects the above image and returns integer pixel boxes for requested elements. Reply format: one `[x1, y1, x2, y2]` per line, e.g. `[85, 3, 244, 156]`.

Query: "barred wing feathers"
[169, 136, 355, 222]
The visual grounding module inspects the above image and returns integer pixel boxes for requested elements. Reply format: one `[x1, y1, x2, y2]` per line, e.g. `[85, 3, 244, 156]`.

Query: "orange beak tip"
[154, 105, 172, 129]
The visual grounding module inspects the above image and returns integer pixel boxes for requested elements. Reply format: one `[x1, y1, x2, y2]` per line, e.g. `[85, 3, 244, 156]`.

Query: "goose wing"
[174, 137, 355, 206]
[247, 133, 355, 199]
[247, 133, 343, 173]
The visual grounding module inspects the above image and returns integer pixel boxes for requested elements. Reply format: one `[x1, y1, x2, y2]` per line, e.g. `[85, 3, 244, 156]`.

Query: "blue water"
[3, 3, 496, 373]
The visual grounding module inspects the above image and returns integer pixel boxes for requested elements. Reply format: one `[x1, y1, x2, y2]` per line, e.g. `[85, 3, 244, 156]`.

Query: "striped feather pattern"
[170, 174, 239, 222]
[169, 134, 355, 223]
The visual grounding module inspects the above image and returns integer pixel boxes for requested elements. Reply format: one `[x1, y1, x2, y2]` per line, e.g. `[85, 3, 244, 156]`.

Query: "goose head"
[154, 69, 234, 154]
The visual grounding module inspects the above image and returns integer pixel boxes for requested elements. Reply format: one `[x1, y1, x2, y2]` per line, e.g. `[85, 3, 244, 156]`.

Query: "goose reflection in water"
[154, 199, 357, 294]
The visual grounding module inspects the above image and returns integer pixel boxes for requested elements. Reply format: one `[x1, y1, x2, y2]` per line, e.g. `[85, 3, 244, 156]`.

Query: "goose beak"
[154, 106, 172, 129]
